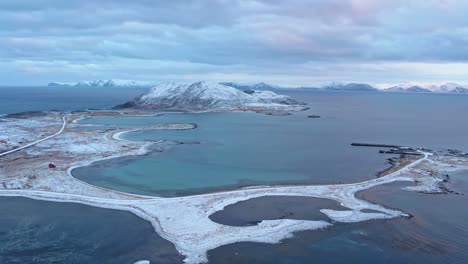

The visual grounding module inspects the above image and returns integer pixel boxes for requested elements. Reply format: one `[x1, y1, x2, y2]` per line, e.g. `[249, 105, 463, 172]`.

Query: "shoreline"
[1, 110, 468, 263]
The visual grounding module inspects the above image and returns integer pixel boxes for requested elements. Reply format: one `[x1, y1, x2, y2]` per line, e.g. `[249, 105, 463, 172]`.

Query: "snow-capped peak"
[376, 82, 468, 93]
[220, 82, 287, 90]
[48, 79, 158, 87]
[140, 81, 251, 103]
[116, 81, 307, 112]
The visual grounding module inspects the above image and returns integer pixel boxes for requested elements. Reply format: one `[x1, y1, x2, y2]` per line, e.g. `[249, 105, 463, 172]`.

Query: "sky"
[1, 0, 468, 86]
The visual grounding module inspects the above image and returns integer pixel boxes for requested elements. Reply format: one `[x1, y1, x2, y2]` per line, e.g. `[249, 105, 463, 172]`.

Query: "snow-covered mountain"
[222, 81, 380, 92]
[48, 79, 468, 94]
[47, 82, 70, 87]
[47, 79, 158, 88]
[220, 82, 287, 91]
[451, 87, 468, 93]
[115, 81, 307, 113]
[322, 82, 378, 91]
[380, 82, 468, 93]
[384, 86, 432, 93]
[309, 81, 468, 93]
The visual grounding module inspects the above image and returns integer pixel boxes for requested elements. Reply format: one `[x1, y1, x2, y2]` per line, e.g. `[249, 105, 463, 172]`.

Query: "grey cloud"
[1, 0, 468, 85]
[0, 0, 244, 31]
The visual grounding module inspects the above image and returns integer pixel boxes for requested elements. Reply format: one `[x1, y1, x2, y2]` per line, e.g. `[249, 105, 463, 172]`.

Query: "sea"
[1, 86, 468, 263]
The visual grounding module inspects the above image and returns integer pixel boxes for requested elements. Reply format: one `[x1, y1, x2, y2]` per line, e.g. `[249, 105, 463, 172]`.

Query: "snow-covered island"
[115, 81, 308, 114]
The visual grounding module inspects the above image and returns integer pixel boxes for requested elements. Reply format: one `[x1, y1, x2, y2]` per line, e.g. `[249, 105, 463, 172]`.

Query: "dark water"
[208, 171, 468, 264]
[0, 86, 146, 115]
[0, 197, 183, 264]
[209, 196, 347, 226]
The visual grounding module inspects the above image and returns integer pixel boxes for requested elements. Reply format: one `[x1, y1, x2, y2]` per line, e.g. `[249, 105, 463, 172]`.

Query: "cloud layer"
[1, 0, 468, 85]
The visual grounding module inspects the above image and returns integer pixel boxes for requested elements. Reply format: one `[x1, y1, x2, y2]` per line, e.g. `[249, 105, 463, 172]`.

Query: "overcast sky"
[1, 0, 468, 86]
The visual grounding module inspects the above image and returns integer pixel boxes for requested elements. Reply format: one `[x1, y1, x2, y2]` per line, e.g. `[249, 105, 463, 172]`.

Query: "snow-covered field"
[0, 113, 63, 153]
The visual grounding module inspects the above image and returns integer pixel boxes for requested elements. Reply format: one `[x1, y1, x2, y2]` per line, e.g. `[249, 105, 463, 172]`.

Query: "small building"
[48, 163, 56, 169]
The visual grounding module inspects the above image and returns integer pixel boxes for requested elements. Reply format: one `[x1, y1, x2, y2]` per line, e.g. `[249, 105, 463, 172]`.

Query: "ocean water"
[0, 197, 183, 264]
[0, 86, 146, 115]
[73, 91, 468, 196]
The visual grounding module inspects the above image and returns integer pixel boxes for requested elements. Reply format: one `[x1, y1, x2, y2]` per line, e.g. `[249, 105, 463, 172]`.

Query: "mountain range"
[48, 80, 468, 94]
[48, 80, 158, 88]
[223, 81, 468, 93]
[380, 82, 468, 93]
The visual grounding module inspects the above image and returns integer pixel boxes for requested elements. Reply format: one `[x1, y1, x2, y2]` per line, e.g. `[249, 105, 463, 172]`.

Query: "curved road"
[0, 114, 69, 158]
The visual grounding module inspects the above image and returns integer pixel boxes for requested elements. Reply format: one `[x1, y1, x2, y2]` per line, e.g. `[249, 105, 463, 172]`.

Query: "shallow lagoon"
[74, 91, 468, 196]
[74, 111, 394, 196]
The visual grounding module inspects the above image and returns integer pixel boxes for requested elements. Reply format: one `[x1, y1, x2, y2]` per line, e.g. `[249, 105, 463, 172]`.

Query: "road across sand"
[0, 114, 69, 157]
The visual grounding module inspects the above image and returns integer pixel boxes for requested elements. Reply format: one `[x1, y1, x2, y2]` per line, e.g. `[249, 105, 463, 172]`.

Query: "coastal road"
[0, 114, 70, 158]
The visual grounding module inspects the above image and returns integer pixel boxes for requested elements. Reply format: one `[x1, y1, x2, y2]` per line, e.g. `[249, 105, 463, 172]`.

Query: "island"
[114, 81, 309, 114]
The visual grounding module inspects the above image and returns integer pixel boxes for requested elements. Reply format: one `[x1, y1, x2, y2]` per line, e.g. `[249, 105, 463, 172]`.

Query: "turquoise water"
[74, 111, 394, 196]
[74, 92, 468, 196]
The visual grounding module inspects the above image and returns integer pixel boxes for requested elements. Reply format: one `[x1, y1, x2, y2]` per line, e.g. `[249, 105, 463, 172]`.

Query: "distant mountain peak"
[220, 82, 285, 90]
[47, 79, 468, 95]
[380, 82, 468, 93]
[323, 83, 377, 91]
[47, 79, 158, 88]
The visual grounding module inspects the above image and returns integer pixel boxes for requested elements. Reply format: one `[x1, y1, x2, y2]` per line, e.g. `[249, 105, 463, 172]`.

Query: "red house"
[48, 163, 56, 169]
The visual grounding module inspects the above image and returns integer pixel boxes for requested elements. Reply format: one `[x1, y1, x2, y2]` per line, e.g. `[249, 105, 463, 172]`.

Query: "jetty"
[351, 143, 401, 148]
[351, 142, 422, 156]
[379, 150, 422, 155]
